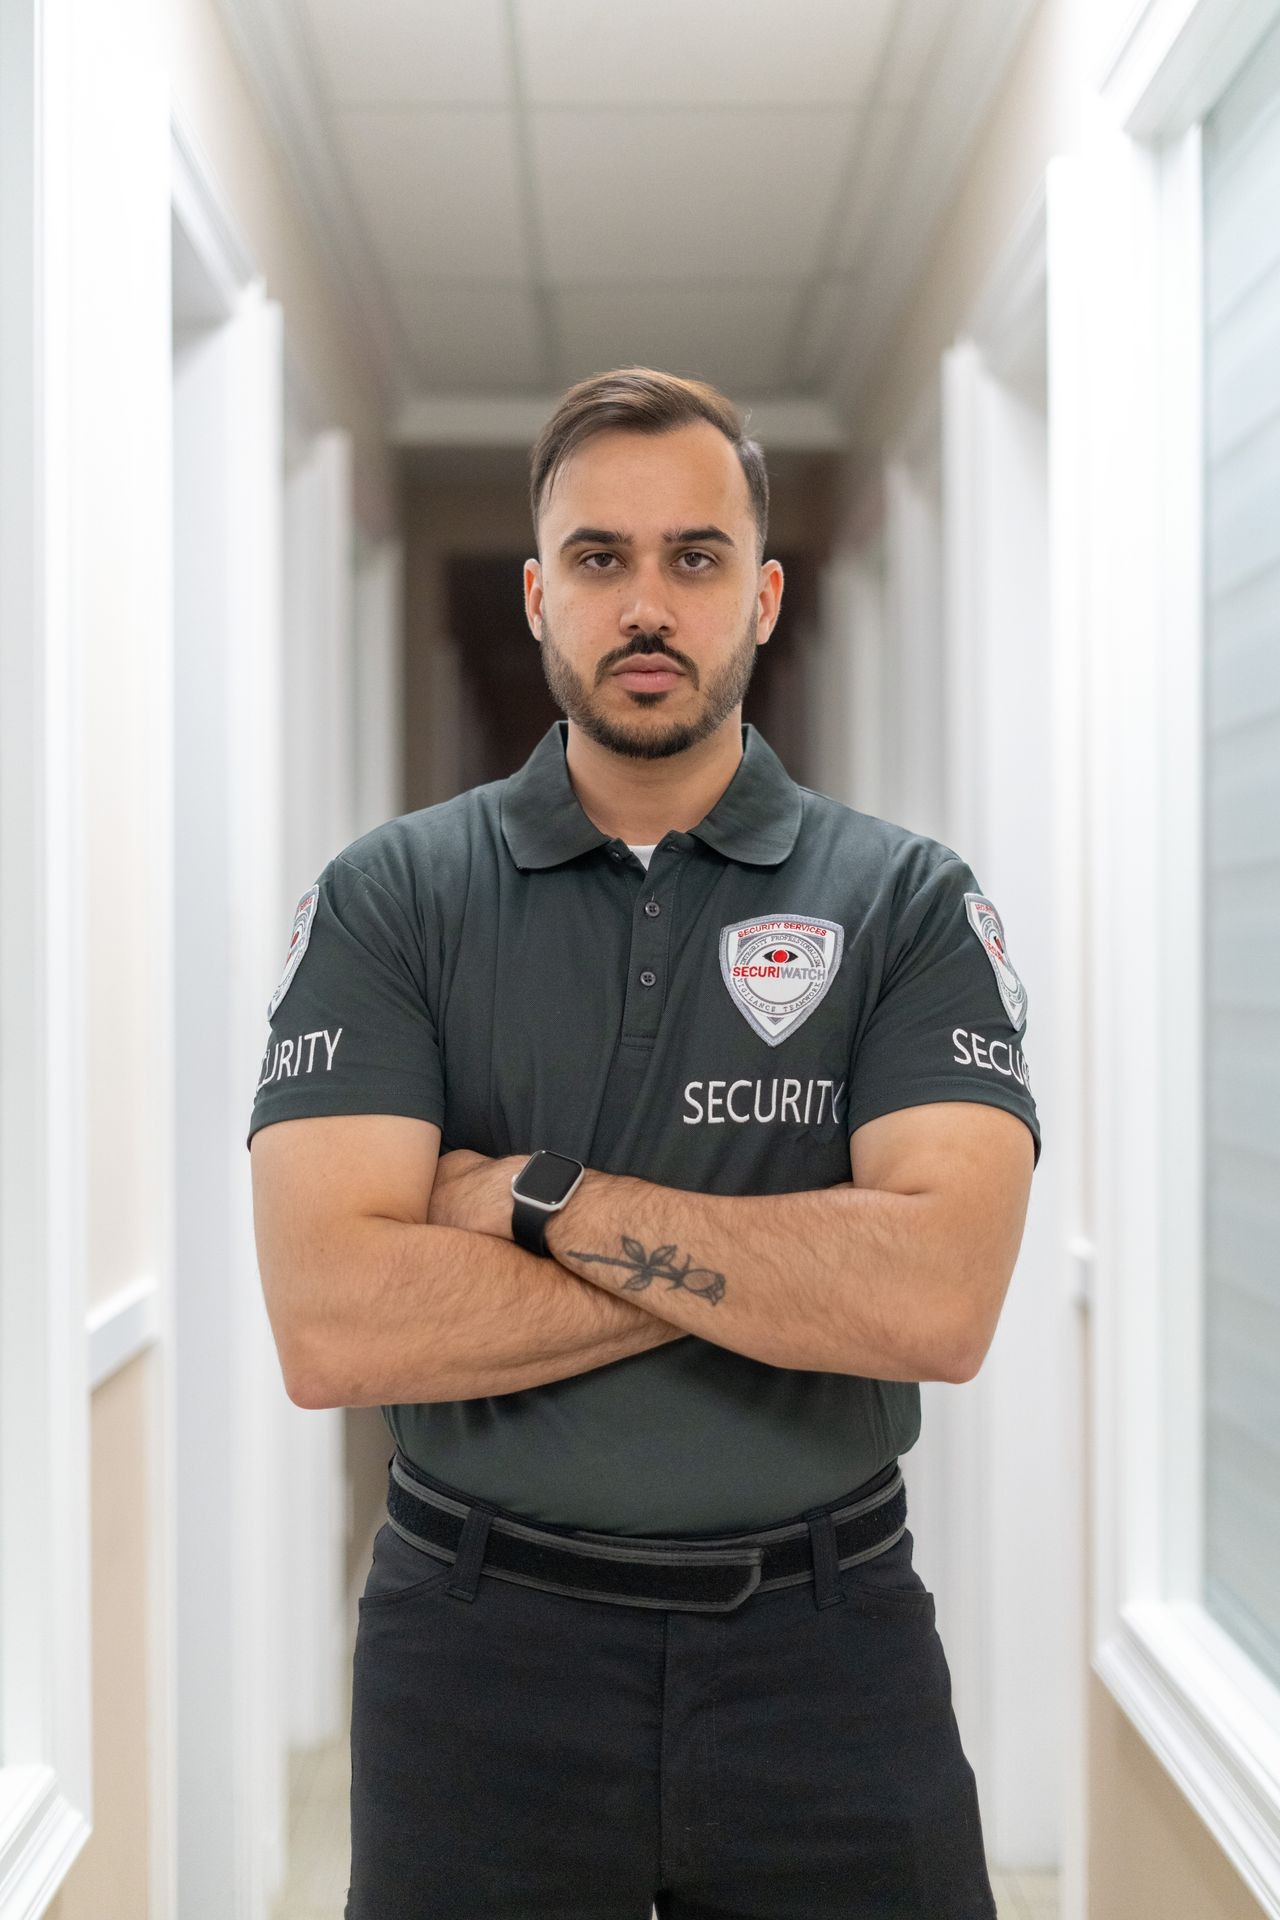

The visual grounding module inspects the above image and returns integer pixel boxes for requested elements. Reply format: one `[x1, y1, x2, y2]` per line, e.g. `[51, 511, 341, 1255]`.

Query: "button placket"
[621, 855, 675, 1040]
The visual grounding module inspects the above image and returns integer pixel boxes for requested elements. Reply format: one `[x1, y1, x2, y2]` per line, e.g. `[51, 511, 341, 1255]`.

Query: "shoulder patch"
[268, 883, 319, 1021]
[963, 893, 1027, 1031]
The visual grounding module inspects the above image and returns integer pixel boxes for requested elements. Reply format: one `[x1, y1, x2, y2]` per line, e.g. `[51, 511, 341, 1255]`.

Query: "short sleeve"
[846, 854, 1041, 1165]
[245, 852, 445, 1149]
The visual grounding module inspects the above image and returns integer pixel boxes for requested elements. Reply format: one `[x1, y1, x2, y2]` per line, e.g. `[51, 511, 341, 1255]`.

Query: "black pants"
[346, 1485, 996, 1919]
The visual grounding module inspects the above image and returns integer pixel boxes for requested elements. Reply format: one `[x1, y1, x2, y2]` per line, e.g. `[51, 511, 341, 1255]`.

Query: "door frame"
[0, 0, 94, 1903]
[936, 169, 1087, 1888]
[170, 103, 290, 1920]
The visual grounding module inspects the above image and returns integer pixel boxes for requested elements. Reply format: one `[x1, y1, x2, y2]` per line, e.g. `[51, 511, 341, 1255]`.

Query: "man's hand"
[426, 1147, 524, 1239]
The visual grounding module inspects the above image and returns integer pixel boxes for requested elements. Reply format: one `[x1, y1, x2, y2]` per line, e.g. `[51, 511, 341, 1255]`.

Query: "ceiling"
[219, 0, 1040, 451]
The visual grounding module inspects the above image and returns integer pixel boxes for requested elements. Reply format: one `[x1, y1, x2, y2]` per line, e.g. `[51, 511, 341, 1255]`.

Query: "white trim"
[1087, 3, 1280, 1897]
[352, 537, 406, 833]
[894, 373, 943, 474]
[0, 0, 94, 1908]
[1098, 1609, 1280, 1917]
[1153, 123, 1208, 1609]
[213, 0, 405, 411]
[86, 1277, 160, 1390]
[941, 181, 1079, 1871]
[222, 289, 292, 1917]
[0, 1772, 87, 1918]
[283, 428, 358, 882]
[812, 549, 884, 815]
[283, 339, 326, 467]
[1101, 0, 1280, 135]
[882, 388, 945, 841]
[969, 179, 1049, 377]
[170, 108, 299, 1917]
[277, 430, 360, 1765]
[1042, 148, 1091, 1338]
[1042, 152, 1092, 1920]
[844, 549, 887, 819]
[170, 104, 257, 313]
[164, 104, 276, 1920]
[940, 340, 982, 858]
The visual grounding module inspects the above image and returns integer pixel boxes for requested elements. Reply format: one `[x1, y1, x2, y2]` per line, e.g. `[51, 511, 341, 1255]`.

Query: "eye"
[678, 550, 716, 572]
[580, 551, 620, 572]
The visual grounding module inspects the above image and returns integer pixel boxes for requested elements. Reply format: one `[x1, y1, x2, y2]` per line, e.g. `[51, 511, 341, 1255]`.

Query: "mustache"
[603, 637, 692, 674]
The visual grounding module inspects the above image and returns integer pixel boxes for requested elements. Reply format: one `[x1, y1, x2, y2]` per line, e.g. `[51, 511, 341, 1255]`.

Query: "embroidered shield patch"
[963, 893, 1027, 1030]
[267, 883, 319, 1021]
[719, 914, 844, 1046]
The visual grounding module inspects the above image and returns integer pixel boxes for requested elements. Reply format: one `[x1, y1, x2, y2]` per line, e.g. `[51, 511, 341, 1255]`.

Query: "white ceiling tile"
[262, 0, 1041, 409]
[335, 108, 532, 280]
[533, 108, 852, 282]
[390, 282, 548, 389]
[515, 0, 896, 106]
[555, 280, 799, 393]
[298, 0, 511, 106]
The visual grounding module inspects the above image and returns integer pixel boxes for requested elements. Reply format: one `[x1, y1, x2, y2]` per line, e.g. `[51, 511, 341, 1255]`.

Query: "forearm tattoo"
[564, 1235, 727, 1305]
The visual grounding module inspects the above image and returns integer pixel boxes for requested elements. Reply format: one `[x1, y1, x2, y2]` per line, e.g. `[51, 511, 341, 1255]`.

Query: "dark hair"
[529, 366, 769, 561]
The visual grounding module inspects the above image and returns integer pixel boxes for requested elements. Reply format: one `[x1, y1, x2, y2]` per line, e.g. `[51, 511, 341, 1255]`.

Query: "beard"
[536, 606, 762, 761]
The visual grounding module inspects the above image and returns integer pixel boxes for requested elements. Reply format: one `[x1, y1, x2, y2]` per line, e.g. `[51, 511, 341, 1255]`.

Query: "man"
[248, 367, 1039, 1920]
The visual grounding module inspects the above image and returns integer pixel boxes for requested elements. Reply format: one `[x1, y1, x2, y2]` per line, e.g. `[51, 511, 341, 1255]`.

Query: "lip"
[611, 658, 685, 691]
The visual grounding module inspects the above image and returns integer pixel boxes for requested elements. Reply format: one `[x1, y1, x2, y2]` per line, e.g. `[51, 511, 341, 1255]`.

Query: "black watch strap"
[512, 1194, 551, 1258]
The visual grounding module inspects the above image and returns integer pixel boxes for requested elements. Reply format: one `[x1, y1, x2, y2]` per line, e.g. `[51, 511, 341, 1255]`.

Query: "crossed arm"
[423, 1099, 1033, 1386]
[252, 1099, 1033, 1408]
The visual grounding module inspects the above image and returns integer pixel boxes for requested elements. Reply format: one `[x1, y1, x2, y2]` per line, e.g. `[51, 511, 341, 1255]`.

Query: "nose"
[618, 557, 675, 640]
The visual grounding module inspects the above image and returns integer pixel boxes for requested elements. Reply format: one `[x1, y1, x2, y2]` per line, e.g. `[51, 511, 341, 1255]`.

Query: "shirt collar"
[500, 718, 803, 871]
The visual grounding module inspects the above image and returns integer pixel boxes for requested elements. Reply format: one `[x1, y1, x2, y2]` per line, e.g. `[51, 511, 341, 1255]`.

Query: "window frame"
[1088, 0, 1280, 1905]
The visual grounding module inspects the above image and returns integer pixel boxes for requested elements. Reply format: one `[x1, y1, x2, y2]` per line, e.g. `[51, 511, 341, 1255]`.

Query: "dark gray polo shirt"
[246, 718, 1040, 1532]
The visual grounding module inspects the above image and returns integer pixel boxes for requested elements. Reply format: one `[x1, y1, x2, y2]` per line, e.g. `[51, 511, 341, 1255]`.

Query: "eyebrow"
[558, 524, 737, 555]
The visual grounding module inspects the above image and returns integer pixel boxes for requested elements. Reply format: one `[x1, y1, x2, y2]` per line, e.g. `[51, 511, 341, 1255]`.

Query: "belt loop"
[445, 1501, 494, 1603]
[805, 1508, 845, 1610]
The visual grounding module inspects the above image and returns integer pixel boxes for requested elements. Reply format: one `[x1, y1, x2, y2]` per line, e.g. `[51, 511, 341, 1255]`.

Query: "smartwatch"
[511, 1150, 586, 1257]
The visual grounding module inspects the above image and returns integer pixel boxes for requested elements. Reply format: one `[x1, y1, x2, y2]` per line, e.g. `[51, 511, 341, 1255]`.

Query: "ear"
[523, 557, 543, 640]
[756, 557, 784, 641]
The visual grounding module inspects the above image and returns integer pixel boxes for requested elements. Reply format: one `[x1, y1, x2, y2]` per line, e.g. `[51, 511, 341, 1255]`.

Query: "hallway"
[5, 2, 1280, 1917]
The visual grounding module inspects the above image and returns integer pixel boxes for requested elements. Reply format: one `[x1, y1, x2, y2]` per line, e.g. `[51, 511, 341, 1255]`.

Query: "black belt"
[384, 1449, 908, 1613]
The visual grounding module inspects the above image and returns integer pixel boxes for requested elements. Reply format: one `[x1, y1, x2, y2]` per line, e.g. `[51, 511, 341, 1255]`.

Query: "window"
[1089, 0, 1280, 1899]
[1200, 10, 1280, 1692]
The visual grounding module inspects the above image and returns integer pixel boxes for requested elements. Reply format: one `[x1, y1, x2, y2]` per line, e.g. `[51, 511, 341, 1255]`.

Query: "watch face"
[516, 1151, 582, 1205]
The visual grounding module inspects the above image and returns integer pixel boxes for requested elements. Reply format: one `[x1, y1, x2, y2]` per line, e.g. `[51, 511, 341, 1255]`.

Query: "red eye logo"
[719, 915, 844, 1045]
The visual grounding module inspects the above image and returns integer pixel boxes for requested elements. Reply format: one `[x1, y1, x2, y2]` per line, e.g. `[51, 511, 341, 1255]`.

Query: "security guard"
[248, 367, 1039, 1920]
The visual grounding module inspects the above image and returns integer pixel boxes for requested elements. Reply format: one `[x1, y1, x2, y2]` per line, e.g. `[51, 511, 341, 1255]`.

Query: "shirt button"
[639, 970, 657, 987]
[644, 900, 661, 917]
